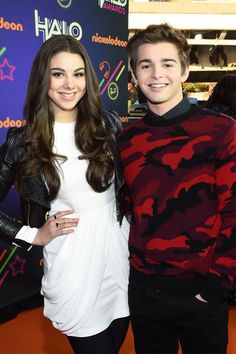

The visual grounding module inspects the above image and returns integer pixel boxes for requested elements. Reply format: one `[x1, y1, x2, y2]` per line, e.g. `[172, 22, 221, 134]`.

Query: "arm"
[0, 129, 79, 249]
[201, 122, 236, 303]
[104, 110, 122, 135]
[117, 129, 133, 223]
[104, 110, 129, 224]
[0, 128, 25, 245]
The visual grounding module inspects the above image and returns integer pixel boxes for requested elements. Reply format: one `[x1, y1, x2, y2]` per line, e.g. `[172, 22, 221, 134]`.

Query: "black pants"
[129, 282, 229, 354]
[67, 316, 129, 354]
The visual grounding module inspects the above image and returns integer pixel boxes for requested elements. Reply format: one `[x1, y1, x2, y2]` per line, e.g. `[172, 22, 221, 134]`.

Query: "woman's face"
[48, 51, 86, 122]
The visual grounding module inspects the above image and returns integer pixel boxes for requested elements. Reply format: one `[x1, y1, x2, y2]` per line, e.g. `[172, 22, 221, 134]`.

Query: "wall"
[0, 0, 128, 309]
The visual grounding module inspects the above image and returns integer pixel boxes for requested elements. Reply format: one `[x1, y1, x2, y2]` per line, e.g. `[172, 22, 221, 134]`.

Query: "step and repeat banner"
[0, 0, 128, 309]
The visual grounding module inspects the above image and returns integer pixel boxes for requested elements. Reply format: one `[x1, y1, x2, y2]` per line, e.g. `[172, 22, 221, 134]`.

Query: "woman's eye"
[52, 72, 63, 77]
[75, 72, 85, 77]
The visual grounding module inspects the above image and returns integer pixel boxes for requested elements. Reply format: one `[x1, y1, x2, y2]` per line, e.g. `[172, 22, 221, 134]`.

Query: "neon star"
[9, 256, 26, 276]
[0, 58, 16, 81]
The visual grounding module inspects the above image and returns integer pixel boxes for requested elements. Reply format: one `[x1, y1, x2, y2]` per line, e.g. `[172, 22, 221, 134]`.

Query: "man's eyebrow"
[137, 59, 152, 66]
[161, 58, 177, 63]
[137, 58, 177, 66]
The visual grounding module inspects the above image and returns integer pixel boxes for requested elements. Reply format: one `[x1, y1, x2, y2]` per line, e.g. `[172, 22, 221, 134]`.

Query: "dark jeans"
[129, 282, 229, 354]
[67, 316, 130, 354]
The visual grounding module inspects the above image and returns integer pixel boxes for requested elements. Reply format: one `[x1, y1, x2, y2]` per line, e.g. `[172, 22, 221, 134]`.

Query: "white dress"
[40, 121, 130, 337]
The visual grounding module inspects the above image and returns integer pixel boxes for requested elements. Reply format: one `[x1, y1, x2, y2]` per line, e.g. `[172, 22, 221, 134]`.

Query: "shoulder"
[5, 126, 25, 142]
[104, 110, 122, 135]
[192, 107, 236, 147]
[118, 116, 146, 142]
[0, 127, 25, 162]
[192, 105, 236, 127]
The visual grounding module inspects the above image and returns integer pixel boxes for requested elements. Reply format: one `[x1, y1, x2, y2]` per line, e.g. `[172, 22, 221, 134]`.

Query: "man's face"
[134, 42, 189, 116]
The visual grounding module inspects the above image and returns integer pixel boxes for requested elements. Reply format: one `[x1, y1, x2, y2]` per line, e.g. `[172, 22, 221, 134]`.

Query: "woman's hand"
[33, 210, 79, 246]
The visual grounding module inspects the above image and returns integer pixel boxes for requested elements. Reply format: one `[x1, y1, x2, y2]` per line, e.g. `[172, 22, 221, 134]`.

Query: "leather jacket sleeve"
[0, 128, 27, 246]
[104, 110, 122, 134]
[104, 110, 126, 224]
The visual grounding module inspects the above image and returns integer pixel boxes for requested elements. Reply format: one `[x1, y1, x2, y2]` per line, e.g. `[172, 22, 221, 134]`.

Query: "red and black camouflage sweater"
[118, 103, 236, 304]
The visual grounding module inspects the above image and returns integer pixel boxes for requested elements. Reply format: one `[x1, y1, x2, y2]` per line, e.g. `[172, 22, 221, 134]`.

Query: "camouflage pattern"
[118, 105, 236, 302]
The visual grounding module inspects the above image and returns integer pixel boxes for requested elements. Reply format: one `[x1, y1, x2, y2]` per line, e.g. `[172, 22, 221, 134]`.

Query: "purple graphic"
[0, 58, 16, 80]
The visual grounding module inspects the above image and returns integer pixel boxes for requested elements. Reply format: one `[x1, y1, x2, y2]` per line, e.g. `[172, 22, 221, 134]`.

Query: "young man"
[118, 23, 236, 354]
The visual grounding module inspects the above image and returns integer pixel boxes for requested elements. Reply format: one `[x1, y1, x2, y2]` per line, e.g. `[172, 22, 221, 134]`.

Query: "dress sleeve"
[14, 225, 39, 250]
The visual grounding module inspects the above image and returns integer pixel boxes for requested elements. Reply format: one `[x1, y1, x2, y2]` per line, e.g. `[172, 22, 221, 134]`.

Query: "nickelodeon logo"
[0, 17, 23, 32]
[92, 33, 127, 47]
[0, 117, 26, 129]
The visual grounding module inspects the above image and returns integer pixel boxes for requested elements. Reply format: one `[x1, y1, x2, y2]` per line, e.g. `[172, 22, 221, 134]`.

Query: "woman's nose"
[63, 76, 75, 89]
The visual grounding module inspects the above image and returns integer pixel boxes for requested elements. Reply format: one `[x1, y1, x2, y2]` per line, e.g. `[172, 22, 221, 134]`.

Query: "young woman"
[0, 35, 129, 354]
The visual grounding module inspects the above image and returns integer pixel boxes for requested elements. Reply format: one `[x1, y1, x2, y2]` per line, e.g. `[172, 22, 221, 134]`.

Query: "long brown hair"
[16, 35, 113, 200]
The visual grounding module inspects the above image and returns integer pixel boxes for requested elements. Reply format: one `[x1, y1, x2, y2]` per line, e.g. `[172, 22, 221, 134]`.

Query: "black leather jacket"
[0, 112, 125, 250]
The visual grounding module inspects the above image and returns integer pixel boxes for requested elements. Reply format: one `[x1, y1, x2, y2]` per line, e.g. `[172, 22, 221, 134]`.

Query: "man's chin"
[147, 98, 165, 105]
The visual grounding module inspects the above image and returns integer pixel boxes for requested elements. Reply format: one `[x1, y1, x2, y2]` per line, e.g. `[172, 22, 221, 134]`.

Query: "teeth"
[150, 84, 167, 88]
[61, 93, 75, 98]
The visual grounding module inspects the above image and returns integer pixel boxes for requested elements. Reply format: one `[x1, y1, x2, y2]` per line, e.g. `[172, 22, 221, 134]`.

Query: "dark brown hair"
[127, 23, 190, 76]
[205, 74, 236, 118]
[16, 35, 113, 200]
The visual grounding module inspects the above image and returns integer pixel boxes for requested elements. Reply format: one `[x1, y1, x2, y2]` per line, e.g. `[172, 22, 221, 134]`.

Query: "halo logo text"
[34, 9, 82, 42]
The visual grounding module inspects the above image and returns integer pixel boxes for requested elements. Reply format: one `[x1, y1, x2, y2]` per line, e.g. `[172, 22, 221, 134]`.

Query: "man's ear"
[181, 66, 190, 83]
[130, 68, 138, 86]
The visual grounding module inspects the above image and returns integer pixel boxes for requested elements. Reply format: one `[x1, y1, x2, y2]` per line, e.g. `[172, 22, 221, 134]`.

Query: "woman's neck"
[54, 109, 77, 123]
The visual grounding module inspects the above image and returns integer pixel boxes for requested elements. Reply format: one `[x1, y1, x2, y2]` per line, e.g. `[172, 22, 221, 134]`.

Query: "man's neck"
[147, 96, 191, 120]
[147, 95, 184, 117]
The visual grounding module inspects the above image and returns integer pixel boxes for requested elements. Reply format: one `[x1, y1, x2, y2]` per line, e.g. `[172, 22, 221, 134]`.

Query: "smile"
[149, 83, 168, 88]
[59, 92, 76, 99]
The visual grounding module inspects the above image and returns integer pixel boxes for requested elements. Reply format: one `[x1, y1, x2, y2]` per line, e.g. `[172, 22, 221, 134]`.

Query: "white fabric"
[15, 225, 38, 247]
[40, 121, 130, 337]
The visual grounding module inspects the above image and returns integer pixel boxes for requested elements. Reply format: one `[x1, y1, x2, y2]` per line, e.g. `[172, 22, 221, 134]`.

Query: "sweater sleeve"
[201, 122, 236, 303]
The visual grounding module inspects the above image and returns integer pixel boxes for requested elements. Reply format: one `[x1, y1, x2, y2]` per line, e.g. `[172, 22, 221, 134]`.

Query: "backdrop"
[0, 0, 128, 309]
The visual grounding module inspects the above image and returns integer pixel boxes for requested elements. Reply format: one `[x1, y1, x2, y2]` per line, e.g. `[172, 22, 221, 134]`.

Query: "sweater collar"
[145, 96, 191, 124]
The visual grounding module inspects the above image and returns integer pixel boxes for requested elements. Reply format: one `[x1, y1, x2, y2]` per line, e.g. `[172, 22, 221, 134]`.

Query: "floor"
[0, 305, 235, 354]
